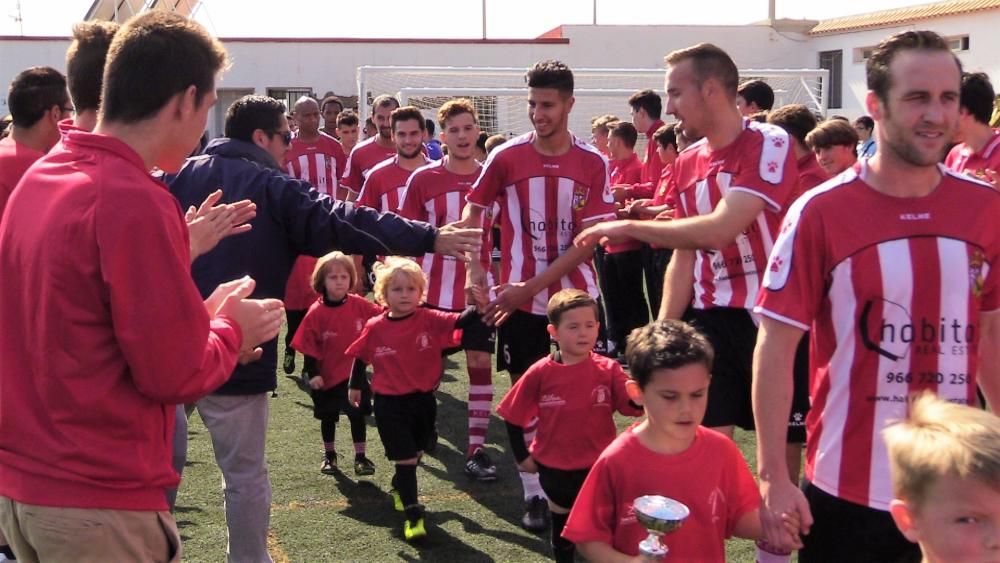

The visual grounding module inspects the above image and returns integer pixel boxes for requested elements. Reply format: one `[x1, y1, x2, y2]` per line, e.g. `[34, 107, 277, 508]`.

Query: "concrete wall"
[808, 12, 1000, 118]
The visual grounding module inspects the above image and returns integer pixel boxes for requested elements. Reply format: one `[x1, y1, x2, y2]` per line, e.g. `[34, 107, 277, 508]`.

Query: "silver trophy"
[633, 495, 690, 561]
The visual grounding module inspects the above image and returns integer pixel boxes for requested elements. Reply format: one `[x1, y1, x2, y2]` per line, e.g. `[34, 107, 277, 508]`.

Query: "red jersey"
[651, 163, 676, 208]
[0, 130, 241, 511]
[756, 161, 1000, 510]
[945, 129, 1000, 181]
[284, 133, 347, 199]
[397, 159, 496, 310]
[0, 137, 46, 218]
[342, 136, 397, 194]
[291, 295, 383, 389]
[496, 352, 641, 470]
[284, 256, 320, 311]
[606, 153, 644, 253]
[794, 153, 830, 202]
[345, 307, 461, 395]
[674, 120, 798, 311]
[466, 132, 616, 315]
[357, 155, 429, 214]
[563, 425, 760, 561]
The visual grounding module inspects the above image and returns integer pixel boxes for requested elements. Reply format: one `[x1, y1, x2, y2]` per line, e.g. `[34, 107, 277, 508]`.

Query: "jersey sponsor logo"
[374, 345, 396, 357]
[539, 393, 567, 408]
[899, 212, 931, 221]
[321, 330, 338, 341]
[859, 298, 975, 361]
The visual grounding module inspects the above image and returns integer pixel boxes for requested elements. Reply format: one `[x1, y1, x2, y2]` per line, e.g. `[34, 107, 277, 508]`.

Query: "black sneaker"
[464, 449, 498, 482]
[283, 350, 296, 375]
[521, 495, 550, 533]
[320, 455, 338, 475]
[354, 455, 376, 476]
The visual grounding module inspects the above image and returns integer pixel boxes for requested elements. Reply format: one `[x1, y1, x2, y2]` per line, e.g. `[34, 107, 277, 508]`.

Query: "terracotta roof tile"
[810, 0, 1000, 35]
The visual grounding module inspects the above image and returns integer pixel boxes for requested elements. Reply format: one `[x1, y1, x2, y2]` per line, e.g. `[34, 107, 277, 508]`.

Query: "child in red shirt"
[345, 257, 481, 542]
[291, 252, 382, 476]
[497, 289, 643, 562]
[564, 320, 789, 562]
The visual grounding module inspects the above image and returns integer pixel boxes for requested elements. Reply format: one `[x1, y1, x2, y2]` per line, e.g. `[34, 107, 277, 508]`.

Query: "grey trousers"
[196, 393, 273, 563]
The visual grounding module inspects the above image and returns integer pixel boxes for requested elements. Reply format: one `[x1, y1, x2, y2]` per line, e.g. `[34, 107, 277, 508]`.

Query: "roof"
[810, 0, 1000, 35]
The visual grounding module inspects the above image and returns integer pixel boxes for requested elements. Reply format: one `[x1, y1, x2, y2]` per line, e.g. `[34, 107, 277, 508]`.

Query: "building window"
[819, 50, 843, 110]
[946, 35, 970, 51]
[267, 88, 314, 113]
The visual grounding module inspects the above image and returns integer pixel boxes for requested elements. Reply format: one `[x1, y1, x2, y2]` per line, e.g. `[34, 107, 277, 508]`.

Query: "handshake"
[204, 276, 285, 364]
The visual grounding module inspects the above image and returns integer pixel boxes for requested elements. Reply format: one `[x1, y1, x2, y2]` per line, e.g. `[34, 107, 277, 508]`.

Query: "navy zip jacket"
[167, 138, 437, 395]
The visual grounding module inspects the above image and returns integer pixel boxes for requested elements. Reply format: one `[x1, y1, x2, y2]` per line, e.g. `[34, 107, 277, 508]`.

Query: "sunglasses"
[270, 130, 292, 146]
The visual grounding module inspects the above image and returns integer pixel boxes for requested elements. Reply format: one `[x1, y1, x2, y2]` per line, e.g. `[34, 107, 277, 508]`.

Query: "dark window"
[819, 50, 843, 110]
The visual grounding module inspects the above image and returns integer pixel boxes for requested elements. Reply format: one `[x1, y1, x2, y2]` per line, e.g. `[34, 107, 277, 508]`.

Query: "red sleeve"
[290, 304, 322, 359]
[629, 181, 655, 199]
[610, 364, 643, 416]
[467, 149, 506, 208]
[424, 308, 461, 348]
[345, 320, 375, 364]
[722, 438, 762, 538]
[731, 128, 797, 213]
[578, 156, 616, 227]
[496, 364, 542, 427]
[562, 455, 618, 546]
[362, 298, 384, 319]
[397, 172, 425, 220]
[98, 184, 241, 404]
[356, 171, 377, 209]
[754, 197, 825, 330]
[342, 147, 363, 193]
[334, 141, 347, 182]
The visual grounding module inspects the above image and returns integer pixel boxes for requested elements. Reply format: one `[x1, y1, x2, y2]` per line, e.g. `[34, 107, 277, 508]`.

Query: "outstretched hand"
[186, 190, 256, 260]
[572, 220, 633, 249]
[434, 220, 483, 262]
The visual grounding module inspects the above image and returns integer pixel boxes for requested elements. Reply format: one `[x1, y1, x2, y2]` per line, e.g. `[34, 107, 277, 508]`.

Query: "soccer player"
[462, 60, 617, 532]
[398, 99, 499, 481]
[563, 320, 763, 562]
[854, 115, 877, 159]
[736, 79, 775, 116]
[356, 105, 431, 214]
[342, 94, 400, 198]
[0, 13, 285, 561]
[64, 20, 118, 133]
[883, 393, 1000, 563]
[498, 289, 641, 562]
[752, 30, 1000, 562]
[805, 118, 858, 177]
[320, 95, 343, 138]
[336, 110, 361, 156]
[574, 43, 799, 442]
[946, 72, 1000, 183]
[0, 67, 71, 216]
[767, 104, 828, 201]
[589, 114, 618, 157]
[614, 89, 665, 201]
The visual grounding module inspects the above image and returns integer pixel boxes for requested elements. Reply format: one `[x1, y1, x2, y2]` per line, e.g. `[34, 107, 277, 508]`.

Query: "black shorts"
[311, 378, 372, 421]
[423, 304, 495, 355]
[788, 333, 811, 444]
[497, 310, 552, 375]
[689, 307, 758, 430]
[374, 392, 437, 461]
[536, 462, 590, 510]
[800, 482, 921, 563]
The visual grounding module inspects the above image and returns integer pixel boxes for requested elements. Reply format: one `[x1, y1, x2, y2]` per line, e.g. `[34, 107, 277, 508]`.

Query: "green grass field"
[174, 325, 761, 562]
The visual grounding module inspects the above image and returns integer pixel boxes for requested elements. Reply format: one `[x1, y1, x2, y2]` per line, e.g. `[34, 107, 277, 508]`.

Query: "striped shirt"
[674, 120, 798, 311]
[945, 128, 1000, 182]
[756, 162, 1000, 510]
[466, 132, 616, 315]
[398, 159, 495, 310]
[342, 136, 397, 194]
[283, 133, 346, 199]
[357, 155, 429, 214]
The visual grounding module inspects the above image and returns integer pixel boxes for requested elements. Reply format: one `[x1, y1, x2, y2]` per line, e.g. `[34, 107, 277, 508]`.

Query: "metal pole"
[482, 0, 487, 39]
[593, 0, 597, 25]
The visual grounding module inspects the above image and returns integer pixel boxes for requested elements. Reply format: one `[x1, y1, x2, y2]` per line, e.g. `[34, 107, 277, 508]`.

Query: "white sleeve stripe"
[728, 186, 782, 212]
[753, 307, 811, 331]
[582, 212, 617, 224]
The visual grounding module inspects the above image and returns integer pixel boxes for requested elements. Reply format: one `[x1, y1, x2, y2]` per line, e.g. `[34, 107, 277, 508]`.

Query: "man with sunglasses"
[165, 94, 482, 563]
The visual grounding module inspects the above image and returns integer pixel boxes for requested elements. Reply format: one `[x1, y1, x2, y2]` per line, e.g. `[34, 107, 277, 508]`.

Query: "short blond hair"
[883, 392, 1000, 510]
[311, 251, 357, 294]
[372, 257, 426, 306]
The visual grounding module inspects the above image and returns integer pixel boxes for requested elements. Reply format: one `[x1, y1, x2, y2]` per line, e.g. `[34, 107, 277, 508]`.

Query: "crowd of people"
[0, 11, 999, 563]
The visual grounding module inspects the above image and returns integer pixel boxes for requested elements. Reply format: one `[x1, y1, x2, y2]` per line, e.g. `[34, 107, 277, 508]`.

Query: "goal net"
[357, 65, 829, 150]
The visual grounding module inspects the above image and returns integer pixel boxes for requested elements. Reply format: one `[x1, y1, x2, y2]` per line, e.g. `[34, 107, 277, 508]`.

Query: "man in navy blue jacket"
[167, 95, 480, 563]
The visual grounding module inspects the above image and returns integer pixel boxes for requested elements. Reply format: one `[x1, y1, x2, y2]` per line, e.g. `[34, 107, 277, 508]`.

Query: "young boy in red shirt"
[563, 320, 763, 562]
[498, 289, 642, 562]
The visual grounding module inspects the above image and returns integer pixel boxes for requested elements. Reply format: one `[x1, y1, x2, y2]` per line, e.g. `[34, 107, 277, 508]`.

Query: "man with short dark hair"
[0, 67, 71, 216]
[0, 13, 286, 562]
[616, 89, 665, 201]
[736, 79, 775, 116]
[320, 95, 343, 138]
[806, 119, 858, 176]
[336, 110, 360, 155]
[853, 115, 876, 159]
[342, 94, 400, 198]
[64, 20, 119, 133]
[167, 94, 481, 563]
[946, 71, 1000, 183]
[753, 30, 1000, 562]
[357, 106, 431, 212]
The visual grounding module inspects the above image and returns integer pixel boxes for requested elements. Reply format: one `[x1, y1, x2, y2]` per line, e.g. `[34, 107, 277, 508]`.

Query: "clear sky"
[1, 0, 924, 38]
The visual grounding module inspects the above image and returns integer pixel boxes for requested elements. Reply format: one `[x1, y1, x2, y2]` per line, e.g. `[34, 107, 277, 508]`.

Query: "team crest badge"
[573, 183, 589, 211]
[970, 249, 985, 299]
[591, 385, 610, 405]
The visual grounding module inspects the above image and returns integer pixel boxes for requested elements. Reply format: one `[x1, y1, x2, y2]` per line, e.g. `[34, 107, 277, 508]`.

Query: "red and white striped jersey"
[466, 132, 616, 315]
[945, 128, 1000, 182]
[283, 133, 346, 199]
[756, 162, 1000, 510]
[356, 155, 429, 214]
[342, 136, 397, 194]
[398, 159, 497, 310]
[674, 120, 798, 311]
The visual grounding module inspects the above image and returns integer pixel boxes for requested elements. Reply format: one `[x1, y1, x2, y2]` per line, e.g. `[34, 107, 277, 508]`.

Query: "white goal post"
[357, 65, 829, 146]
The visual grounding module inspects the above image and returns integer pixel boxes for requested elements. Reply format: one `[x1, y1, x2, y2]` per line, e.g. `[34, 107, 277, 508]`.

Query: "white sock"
[519, 470, 545, 500]
[755, 540, 792, 563]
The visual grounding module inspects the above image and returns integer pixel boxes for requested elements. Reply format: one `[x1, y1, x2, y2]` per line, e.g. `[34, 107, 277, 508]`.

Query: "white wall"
[808, 11, 1000, 118]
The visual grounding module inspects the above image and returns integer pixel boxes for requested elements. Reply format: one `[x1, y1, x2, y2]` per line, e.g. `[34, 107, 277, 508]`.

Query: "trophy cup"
[633, 495, 690, 561]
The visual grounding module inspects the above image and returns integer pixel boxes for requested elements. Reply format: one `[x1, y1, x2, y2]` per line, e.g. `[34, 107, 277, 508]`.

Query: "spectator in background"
[363, 117, 376, 139]
[424, 117, 443, 159]
[474, 131, 489, 162]
[854, 115, 876, 159]
[806, 118, 858, 176]
[320, 95, 343, 138]
[946, 72, 1000, 184]
[736, 79, 774, 116]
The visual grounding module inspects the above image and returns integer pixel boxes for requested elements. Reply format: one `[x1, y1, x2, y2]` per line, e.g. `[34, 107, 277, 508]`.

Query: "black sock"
[550, 511, 574, 563]
[347, 412, 366, 445]
[321, 419, 336, 443]
[0, 545, 14, 559]
[394, 464, 419, 520]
